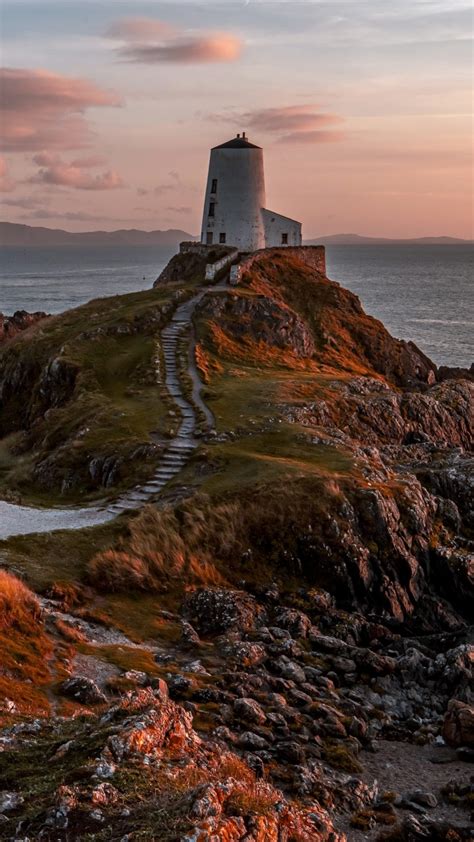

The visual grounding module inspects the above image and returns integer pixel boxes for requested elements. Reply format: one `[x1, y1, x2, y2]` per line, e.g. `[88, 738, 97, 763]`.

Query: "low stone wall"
[179, 241, 210, 256]
[205, 248, 239, 282]
[230, 245, 326, 285]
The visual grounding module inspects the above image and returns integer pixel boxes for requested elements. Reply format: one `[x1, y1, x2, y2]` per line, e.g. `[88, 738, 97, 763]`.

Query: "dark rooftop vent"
[213, 132, 261, 150]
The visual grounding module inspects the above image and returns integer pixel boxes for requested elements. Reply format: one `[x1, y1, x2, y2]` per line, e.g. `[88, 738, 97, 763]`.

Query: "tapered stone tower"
[200, 133, 301, 251]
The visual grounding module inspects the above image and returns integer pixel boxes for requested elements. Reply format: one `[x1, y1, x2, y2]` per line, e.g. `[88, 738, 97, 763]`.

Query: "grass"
[0, 282, 200, 503]
[0, 519, 124, 591]
[77, 643, 162, 676]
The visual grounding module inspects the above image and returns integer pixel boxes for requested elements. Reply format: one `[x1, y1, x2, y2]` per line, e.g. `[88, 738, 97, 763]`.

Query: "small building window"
[219, 233, 226, 244]
[206, 231, 213, 245]
[211, 179, 218, 194]
[208, 202, 215, 217]
[281, 233, 288, 245]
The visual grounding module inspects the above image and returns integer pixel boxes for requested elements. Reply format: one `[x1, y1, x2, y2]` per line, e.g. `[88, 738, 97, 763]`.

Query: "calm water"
[0, 244, 472, 367]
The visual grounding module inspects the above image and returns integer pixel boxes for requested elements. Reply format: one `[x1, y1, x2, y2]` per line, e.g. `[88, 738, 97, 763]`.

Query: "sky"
[0, 0, 472, 238]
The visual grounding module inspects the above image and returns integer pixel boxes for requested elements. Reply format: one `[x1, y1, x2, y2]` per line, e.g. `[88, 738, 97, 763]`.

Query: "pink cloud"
[2, 195, 49, 209]
[30, 155, 124, 191]
[107, 15, 242, 64]
[219, 105, 345, 144]
[277, 129, 345, 144]
[244, 105, 343, 133]
[121, 34, 242, 63]
[105, 17, 176, 42]
[0, 67, 122, 152]
[0, 155, 16, 192]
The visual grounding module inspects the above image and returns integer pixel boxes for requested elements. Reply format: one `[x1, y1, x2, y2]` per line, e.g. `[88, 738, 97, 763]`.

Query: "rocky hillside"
[0, 247, 472, 840]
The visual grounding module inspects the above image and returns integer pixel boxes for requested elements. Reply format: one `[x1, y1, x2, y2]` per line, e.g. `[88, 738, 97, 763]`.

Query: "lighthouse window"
[281, 233, 288, 245]
[219, 233, 226, 244]
[206, 232, 213, 245]
[208, 202, 215, 217]
[211, 179, 218, 194]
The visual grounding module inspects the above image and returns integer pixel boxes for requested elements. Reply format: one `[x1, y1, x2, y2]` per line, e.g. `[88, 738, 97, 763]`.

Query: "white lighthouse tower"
[200, 133, 301, 252]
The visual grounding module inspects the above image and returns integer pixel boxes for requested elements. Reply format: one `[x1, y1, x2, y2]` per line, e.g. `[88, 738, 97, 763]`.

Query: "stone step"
[162, 450, 187, 459]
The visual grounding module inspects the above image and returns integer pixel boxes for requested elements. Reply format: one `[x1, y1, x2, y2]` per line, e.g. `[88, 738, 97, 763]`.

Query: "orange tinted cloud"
[120, 34, 242, 63]
[105, 17, 176, 42]
[30, 154, 124, 190]
[106, 17, 242, 64]
[0, 67, 121, 152]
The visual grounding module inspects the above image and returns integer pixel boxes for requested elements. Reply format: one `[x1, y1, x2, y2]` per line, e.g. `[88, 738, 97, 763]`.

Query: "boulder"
[59, 677, 106, 705]
[443, 699, 474, 747]
[183, 588, 265, 635]
[233, 697, 267, 726]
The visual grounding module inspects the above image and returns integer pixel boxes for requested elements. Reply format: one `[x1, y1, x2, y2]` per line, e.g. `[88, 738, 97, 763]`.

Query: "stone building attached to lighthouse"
[201, 133, 302, 252]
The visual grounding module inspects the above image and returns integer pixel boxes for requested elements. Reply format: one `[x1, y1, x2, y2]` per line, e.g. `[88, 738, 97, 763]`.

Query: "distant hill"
[2, 223, 470, 248]
[0, 222, 195, 247]
[305, 233, 472, 245]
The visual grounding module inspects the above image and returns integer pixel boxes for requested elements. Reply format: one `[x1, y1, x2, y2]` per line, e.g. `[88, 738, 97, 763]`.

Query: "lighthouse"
[200, 133, 302, 251]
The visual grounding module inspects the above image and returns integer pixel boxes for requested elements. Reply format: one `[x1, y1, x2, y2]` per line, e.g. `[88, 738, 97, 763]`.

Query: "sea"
[0, 243, 472, 368]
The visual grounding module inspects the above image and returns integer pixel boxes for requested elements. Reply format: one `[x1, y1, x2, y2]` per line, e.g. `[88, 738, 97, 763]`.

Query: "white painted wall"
[262, 209, 302, 247]
[201, 146, 266, 251]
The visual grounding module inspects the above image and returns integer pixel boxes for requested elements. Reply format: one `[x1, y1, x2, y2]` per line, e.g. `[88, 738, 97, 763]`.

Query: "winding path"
[0, 283, 224, 539]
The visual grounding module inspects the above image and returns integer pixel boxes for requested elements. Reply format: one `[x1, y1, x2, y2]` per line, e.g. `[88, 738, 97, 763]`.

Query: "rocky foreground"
[0, 247, 472, 840]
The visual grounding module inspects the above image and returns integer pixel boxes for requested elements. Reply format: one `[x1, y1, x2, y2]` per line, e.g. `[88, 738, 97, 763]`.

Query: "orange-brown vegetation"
[87, 476, 344, 596]
[195, 341, 223, 384]
[88, 500, 233, 592]
[0, 569, 41, 631]
[207, 320, 318, 371]
[0, 571, 55, 717]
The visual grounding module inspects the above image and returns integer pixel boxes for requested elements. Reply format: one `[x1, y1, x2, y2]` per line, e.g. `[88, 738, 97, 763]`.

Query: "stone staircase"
[107, 285, 221, 514]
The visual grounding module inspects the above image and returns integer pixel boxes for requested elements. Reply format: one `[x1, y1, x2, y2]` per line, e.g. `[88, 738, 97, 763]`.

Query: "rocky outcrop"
[0, 686, 343, 840]
[0, 310, 47, 344]
[236, 249, 438, 385]
[198, 292, 315, 358]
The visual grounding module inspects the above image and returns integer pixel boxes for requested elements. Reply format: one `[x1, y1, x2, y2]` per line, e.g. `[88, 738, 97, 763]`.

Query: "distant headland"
[0, 222, 471, 248]
[0, 222, 194, 248]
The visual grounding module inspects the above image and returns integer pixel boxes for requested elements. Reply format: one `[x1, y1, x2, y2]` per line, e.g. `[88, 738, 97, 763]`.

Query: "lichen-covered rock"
[183, 588, 266, 635]
[105, 687, 199, 762]
[59, 677, 106, 705]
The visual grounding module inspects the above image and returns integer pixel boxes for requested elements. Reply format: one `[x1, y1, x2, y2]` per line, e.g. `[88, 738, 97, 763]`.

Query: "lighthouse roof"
[213, 133, 261, 150]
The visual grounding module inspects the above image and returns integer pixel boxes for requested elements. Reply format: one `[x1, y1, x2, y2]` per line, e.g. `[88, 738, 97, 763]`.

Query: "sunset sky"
[1, 0, 472, 238]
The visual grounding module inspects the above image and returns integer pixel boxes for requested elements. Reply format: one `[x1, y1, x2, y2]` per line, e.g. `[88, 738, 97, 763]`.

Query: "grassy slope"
[0, 282, 201, 502]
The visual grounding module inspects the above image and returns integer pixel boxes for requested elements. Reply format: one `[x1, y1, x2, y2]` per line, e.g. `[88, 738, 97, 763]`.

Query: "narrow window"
[208, 202, 215, 217]
[206, 231, 213, 245]
[219, 232, 226, 244]
[211, 178, 218, 194]
[281, 233, 288, 245]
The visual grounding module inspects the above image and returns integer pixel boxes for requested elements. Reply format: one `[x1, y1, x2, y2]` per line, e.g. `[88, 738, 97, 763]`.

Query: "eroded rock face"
[198, 293, 315, 358]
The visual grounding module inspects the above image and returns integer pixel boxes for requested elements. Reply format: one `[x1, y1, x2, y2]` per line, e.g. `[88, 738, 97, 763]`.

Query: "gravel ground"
[335, 739, 471, 841]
